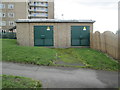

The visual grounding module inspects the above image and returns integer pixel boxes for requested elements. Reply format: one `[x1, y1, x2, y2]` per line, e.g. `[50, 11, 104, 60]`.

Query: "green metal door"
[34, 26, 54, 46]
[71, 26, 90, 46]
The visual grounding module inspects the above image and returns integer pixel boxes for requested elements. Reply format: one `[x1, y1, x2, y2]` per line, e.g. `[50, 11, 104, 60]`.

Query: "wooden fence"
[91, 31, 119, 60]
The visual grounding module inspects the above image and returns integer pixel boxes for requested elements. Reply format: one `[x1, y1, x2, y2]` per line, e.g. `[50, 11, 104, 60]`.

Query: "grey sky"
[2, 0, 118, 33]
[55, 0, 119, 33]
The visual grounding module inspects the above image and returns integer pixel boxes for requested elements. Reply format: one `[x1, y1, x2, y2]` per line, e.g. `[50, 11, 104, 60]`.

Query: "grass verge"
[2, 75, 42, 88]
[2, 39, 119, 71]
[55, 48, 119, 71]
[2, 39, 56, 66]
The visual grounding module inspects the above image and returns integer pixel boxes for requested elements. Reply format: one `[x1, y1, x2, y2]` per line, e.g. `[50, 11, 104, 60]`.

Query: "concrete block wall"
[16, 22, 93, 48]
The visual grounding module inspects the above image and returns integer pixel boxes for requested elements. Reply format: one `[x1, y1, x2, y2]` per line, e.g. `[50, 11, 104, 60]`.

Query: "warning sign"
[83, 27, 86, 31]
[47, 26, 50, 31]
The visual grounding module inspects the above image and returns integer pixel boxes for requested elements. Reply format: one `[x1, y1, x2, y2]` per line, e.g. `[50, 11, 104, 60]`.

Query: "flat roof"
[16, 19, 95, 23]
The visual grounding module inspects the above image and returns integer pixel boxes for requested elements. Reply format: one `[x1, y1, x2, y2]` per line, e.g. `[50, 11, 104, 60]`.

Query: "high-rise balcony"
[29, 3, 48, 7]
[28, 13, 48, 18]
[29, 0, 48, 3]
[28, 8, 48, 12]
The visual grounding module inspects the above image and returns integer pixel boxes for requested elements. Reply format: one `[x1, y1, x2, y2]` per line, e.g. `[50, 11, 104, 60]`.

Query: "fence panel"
[91, 31, 119, 60]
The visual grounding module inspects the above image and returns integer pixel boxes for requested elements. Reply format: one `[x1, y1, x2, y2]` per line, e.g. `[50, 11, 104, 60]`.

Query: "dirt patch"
[55, 60, 85, 66]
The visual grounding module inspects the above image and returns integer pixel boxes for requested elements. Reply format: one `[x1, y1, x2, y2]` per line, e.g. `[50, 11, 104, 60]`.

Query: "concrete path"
[1, 62, 119, 88]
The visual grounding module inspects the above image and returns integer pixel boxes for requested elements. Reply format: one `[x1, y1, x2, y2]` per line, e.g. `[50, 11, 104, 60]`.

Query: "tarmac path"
[1, 62, 119, 88]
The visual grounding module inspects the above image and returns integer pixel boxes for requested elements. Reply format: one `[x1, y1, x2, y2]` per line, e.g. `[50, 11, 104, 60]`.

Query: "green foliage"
[0, 32, 16, 39]
[2, 75, 42, 88]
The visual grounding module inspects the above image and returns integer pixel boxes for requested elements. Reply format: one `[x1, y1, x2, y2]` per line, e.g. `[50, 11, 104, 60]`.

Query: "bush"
[0, 32, 16, 39]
